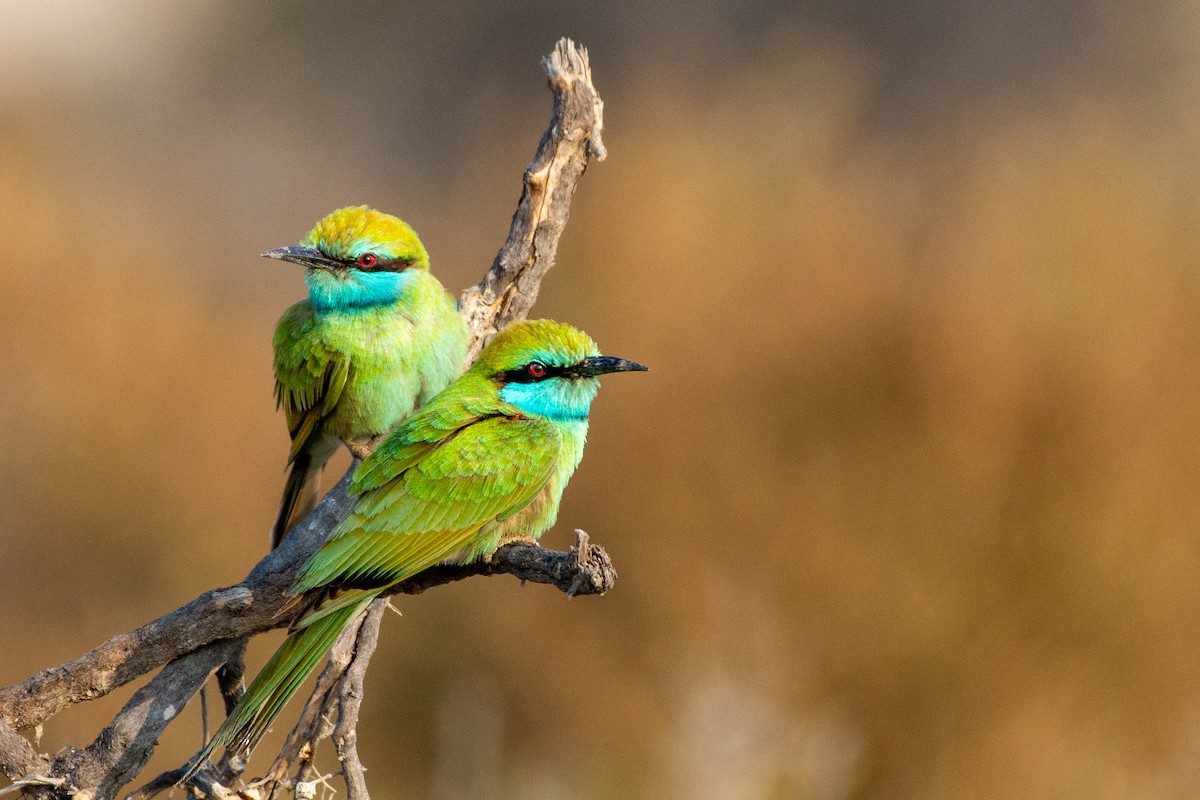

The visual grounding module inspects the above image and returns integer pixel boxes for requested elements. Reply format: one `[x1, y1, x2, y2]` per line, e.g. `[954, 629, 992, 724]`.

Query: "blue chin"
[306, 269, 413, 311]
[500, 378, 600, 421]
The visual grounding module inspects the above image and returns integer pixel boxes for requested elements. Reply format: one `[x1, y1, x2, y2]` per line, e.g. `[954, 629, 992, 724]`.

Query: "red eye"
[526, 361, 547, 378]
[357, 253, 377, 268]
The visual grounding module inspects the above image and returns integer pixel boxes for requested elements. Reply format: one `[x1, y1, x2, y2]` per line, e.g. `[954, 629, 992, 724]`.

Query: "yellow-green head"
[471, 320, 648, 421]
[263, 205, 432, 312]
[298, 205, 429, 269]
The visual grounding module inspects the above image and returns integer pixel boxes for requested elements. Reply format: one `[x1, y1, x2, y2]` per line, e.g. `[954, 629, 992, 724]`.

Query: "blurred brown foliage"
[4, 2, 1200, 798]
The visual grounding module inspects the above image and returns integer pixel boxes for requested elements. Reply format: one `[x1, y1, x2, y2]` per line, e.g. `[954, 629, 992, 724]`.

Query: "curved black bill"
[261, 245, 338, 270]
[573, 355, 649, 377]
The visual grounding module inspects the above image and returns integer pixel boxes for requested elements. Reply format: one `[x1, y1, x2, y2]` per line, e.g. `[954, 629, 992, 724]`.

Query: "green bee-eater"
[199, 319, 646, 761]
[266, 205, 468, 547]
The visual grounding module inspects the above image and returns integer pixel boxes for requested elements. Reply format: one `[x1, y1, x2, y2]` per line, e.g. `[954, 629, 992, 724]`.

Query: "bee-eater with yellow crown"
[265, 206, 468, 548]
[195, 319, 646, 763]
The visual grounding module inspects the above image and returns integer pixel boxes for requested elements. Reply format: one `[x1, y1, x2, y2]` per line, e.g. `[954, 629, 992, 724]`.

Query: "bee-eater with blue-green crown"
[196, 319, 645, 763]
[266, 205, 468, 548]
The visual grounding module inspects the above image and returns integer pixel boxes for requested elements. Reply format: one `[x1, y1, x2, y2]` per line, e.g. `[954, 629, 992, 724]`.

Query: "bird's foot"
[345, 434, 384, 461]
[484, 535, 537, 564]
[498, 535, 540, 553]
[345, 441, 373, 460]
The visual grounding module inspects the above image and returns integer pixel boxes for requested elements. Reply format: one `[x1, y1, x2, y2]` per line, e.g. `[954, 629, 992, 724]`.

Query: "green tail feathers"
[196, 595, 375, 767]
[271, 451, 321, 549]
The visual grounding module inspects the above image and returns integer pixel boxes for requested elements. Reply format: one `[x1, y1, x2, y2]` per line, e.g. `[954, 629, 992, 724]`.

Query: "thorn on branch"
[567, 530, 616, 598]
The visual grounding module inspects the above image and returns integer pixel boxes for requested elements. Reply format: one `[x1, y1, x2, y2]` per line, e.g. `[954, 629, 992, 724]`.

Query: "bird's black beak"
[573, 355, 649, 377]
[261, 245, 339, 271]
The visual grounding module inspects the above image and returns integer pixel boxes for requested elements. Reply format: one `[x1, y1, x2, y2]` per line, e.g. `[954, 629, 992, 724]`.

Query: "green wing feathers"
[273, 301, 350, 460]
[349, 382, 510, 494]
[296, 415, 562, 595]
[269, 302, 350, 545]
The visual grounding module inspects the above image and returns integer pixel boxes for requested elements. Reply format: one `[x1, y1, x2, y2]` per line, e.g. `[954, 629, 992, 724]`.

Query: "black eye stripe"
[345, 256, 414, 273]
[497, 362, 569, 383]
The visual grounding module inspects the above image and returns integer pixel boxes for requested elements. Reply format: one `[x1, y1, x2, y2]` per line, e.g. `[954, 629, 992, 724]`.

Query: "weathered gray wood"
[459, 37, 607, 362]
[331, 600, 385, 800]
[0, 719, 46, 782]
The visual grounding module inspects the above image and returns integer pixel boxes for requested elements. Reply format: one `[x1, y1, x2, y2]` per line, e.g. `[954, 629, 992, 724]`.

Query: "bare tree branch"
[124, 766, 190, 800]
[0, 36, 608, 800]
[0, 524, 613, 737]
[50, 640, 244, 800]
[331, 601, 386, 800]
[459, 36, 607, 362]
[0, 720, 45, 780]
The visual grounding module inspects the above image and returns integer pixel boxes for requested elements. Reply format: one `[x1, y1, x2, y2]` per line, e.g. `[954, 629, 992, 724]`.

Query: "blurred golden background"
[4, 1, 1200, 797]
